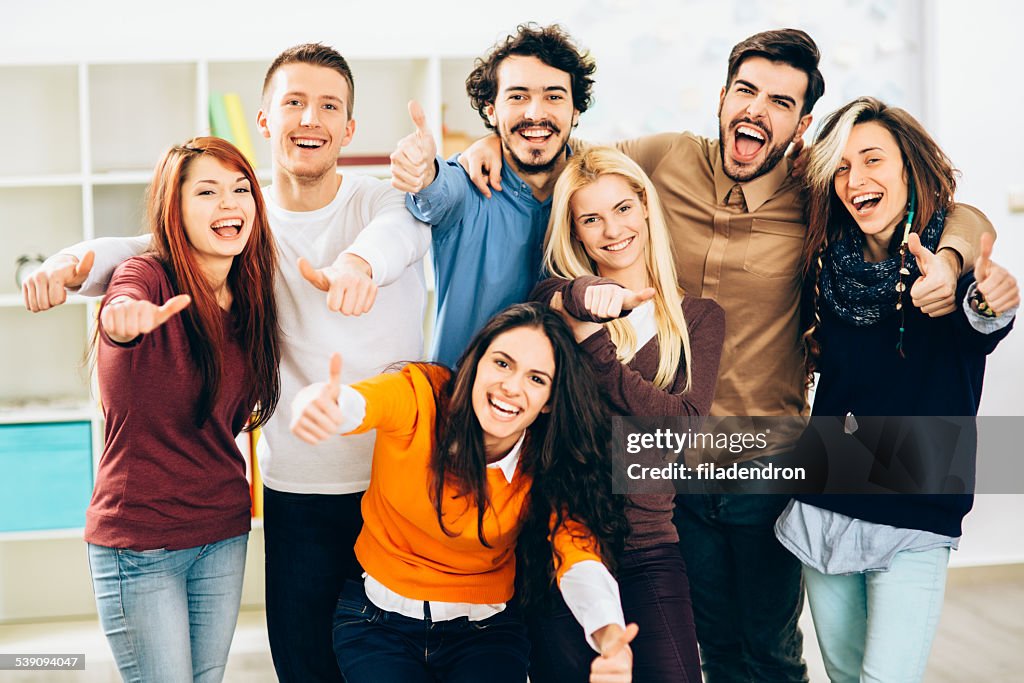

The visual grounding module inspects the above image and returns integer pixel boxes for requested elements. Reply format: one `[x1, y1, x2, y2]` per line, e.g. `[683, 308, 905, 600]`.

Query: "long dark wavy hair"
[798, 97, 958, 382]
[140, 136, 281, 429]
[424, 303, 627, 609]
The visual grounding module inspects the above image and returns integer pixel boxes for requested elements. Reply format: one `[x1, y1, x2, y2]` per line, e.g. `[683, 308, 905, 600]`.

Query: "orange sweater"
[349, 364, 603, 604]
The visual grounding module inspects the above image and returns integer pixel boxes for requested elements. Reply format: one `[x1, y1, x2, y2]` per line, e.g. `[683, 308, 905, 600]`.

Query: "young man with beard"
[389, 23, 594, 366]
[22, 44, 431, 683]
[460, 28, 993, 682]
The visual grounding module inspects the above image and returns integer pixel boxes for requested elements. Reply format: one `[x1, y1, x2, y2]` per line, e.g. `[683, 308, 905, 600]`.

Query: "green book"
[209, 91, 234, 142]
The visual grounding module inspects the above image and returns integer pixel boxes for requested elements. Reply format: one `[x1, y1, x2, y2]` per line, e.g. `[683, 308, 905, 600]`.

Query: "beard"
[718, 117, 794, 183]
[500, 120, 568, 175]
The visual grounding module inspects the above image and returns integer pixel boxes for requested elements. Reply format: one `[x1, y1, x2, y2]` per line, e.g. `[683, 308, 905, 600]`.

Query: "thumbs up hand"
[290, 353, 346, 445]
[590, 622, 639, 682]
[908, 232, 957, 317]
[973, 233, 1019, 316]
[23, 250, 96, 312]
[100, 293, 191, 343]
[390, 100, 438, 193]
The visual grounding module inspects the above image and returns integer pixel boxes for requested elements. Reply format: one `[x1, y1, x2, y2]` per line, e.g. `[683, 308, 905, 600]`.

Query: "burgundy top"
[85, 256, 252, 551]
[532, 276, 725, 549]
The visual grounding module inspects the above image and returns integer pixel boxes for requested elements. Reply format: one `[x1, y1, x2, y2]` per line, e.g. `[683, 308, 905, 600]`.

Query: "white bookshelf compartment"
[0, 66, 81, 178]
[206, 60, 271, 171]
[93, 184, 149, 239]
[89, 63, 198, 173]
[0, 304, 92, 404]
[1, 186, 83, 297]
[344, 58, 432, 159]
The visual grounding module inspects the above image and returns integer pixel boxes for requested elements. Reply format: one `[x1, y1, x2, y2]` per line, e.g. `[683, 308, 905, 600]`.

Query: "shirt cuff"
[558, 559, 625, 653]
[342, 244, 388, 286]
[336, 385, 367, 435]
[963, 282, 1017, 333]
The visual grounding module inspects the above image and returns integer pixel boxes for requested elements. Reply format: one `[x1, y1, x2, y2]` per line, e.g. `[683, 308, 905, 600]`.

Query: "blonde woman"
[530, 147, 725, 683]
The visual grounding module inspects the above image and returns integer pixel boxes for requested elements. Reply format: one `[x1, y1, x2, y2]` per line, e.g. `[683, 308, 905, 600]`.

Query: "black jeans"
[674, 492, 809, 683]
[263, 486, 364, 683]
[527, 543, 701, 683]
[332, 579, 531, 682]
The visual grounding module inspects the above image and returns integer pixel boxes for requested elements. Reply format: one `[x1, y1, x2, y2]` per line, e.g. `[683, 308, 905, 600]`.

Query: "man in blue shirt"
[389, 23, 595, 366]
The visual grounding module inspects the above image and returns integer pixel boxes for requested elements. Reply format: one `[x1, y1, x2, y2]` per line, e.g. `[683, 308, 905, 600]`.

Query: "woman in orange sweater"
[291, 303, 636, 683]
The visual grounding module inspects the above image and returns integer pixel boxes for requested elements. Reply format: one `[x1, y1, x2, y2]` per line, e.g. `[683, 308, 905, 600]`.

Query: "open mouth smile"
[211, 218, 244, 238]
[851, 192, 883, 215]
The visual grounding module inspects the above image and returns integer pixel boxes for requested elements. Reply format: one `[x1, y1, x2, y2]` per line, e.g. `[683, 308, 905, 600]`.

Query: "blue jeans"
[87, 534, 248, 683]
[674, 493, 808, 682]
[263, 486, 364, 683]
[526, 543, 701, 683]
[803, 547, 950, 683]
[332, 579, 531, 683]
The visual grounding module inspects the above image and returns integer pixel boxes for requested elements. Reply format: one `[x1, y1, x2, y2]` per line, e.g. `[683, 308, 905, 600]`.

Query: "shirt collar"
[499, 144, 574, 206]
[712, 139, 793, 212]
[486, 431, 526, 483]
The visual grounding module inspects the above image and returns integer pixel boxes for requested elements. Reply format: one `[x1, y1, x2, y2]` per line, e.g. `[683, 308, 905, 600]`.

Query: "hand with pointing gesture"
[298, 254, 377, 316]
[23, 250, 96, 312]
[583, 284, 656, 320]
[908, 233, 958, 317]
[390, 100, 438, 194]
[973, 232, 1019, 315]
[290, 353, 345, 445]
[590, 622, 639, 682]
[100, 293, 191, 343]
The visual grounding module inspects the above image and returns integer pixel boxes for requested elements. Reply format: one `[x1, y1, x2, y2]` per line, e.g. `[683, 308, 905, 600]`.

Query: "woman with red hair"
[85, 137, 281, 683]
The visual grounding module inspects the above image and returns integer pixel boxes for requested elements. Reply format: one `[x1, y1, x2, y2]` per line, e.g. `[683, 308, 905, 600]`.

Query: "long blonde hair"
[544, 147, 692, 392]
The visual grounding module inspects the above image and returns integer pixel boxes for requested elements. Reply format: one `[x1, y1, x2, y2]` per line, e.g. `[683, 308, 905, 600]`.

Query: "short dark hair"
[466, 23, 596, 131]
[726, 28, 824, 116]
[262, 43, 355, 117]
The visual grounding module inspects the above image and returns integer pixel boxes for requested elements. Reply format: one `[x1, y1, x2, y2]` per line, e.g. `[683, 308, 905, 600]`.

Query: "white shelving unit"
[0, 53, 487, 621]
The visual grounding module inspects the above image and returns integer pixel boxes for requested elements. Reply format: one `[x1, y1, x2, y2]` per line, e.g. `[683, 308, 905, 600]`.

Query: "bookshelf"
[0, 53, 486, 620]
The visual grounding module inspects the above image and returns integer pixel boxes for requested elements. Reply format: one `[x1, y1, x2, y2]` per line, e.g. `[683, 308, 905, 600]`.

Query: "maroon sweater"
[86, 256, 252, 551]
[532, 276, 725, 549]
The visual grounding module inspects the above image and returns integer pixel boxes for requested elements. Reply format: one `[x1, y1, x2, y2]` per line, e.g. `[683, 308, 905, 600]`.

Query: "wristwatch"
[15, 254, 46, 289]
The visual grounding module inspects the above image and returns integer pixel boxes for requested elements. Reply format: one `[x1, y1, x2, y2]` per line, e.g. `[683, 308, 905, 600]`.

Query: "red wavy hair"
[146, 136, 280, 429]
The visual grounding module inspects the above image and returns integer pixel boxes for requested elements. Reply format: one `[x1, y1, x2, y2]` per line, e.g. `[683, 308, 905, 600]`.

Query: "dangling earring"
[894, 184, 917, 358]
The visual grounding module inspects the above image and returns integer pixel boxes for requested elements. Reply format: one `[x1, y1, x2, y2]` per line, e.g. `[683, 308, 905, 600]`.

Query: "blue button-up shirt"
[407, 154, 554, 367]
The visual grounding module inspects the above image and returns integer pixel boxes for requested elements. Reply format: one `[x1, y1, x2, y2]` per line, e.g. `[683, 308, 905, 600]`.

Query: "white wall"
[930, 0, 1024, 567]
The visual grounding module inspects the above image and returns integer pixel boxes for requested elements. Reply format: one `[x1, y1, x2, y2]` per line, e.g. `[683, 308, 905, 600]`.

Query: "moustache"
[511, 121, 561, 135]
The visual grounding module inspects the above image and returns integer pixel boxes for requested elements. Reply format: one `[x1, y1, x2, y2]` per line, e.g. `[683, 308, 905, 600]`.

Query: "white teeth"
[737, 126, 765, 141]
[211, 219, 243, 229]
[604, 237, 633, 252]
[852, 193, 882, 206]
[294, 138, 324, 148]
[520, 129, 551, 138]
[490, 397, 520, 415]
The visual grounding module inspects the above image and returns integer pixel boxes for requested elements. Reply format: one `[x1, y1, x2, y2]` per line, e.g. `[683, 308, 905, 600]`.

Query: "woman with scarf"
[775, 97, 1018, 682]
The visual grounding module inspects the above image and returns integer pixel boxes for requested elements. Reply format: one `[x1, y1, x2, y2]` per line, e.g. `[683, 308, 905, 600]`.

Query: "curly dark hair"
[466, 23, 596, 132]
[425, 303, 627, 610]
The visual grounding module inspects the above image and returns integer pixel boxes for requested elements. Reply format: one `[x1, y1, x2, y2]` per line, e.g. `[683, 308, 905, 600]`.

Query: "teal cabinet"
[0, 422, 93, 532]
